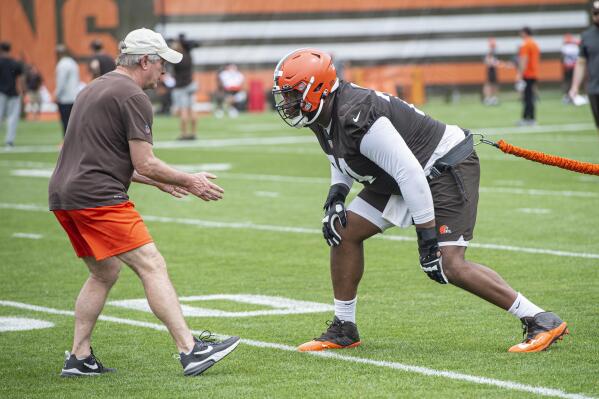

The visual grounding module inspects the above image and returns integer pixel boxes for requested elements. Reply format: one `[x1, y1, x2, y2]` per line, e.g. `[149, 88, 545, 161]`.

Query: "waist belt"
[427, 129, 474, 201]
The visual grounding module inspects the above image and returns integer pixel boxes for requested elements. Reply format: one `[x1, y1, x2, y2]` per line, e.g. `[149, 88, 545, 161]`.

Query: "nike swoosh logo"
[83, 362, 99, 370]
[194, 345, 213, 355]
[352, 112, 361, 122]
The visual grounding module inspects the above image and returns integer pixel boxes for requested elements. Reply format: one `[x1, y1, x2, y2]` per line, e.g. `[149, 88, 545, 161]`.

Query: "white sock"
[334, 297, 357, 324]
[508, 292, 544, 319]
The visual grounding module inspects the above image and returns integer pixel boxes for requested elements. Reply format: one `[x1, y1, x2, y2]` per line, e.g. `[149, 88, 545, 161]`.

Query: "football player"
[272, 48, 568, 353]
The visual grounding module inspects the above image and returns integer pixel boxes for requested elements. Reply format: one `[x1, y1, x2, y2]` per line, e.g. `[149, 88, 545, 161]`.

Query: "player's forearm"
[132, 170, 159, 186]
[398, 173, 435, 225]
[330, 164, 353, 190]
[135, 157, 192, 187]
[360, 117, 435, 225]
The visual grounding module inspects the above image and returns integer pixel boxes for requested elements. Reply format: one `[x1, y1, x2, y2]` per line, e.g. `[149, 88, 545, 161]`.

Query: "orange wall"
[155, 0, 587, 15]
[0, 0, 119, 92]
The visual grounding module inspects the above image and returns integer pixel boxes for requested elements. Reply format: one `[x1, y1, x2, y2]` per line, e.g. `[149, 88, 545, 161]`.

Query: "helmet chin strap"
[291, 99, 323, 129]
[293, 78, 339, 129]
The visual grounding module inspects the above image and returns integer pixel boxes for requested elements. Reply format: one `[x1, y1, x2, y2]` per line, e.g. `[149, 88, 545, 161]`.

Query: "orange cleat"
[508, 312, 569, 353]
[297, 317, 361, 352]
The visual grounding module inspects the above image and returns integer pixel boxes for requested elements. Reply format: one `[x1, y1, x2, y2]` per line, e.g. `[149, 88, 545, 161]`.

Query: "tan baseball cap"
[120, 28, 183, 64]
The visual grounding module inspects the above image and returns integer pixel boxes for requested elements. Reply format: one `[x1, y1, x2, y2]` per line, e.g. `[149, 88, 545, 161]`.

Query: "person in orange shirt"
[517, 27, 540, 126]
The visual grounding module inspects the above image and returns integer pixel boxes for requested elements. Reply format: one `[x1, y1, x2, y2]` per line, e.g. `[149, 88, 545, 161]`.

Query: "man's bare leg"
[440, 245, 517, 309]
[179, 109, 189, 137]
[189, 107, 197, 137]
[330, 211, 381, 301]
[71, 256, 122, 358]
[117, 243, 195, 353]
[297, 212, 380, 351]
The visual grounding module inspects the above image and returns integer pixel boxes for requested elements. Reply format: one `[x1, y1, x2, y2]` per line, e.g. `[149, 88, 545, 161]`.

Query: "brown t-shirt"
[48, 71, 153, 210]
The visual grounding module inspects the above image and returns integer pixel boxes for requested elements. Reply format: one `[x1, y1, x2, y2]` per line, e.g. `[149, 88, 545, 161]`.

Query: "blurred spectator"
[516, 27, 540, 126]
[171, 35, 198, 140]
[216, 63, 245, 118]
[561, 34, 579, 104]
[569, 1, 599, 133]
[483, 38, 500, 106]
[213, 65, 226, 118]
[25, 64, 43, 119]
[0, 41, 24, 149]
[157, 71, 175, 115]
[88, 39, 116, 80]
[55, 44, 79, 139]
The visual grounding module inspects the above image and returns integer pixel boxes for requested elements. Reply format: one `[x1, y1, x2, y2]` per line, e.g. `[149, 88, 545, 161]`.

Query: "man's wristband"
[324, 183, 350, 210]
[416, 227, 438, 256]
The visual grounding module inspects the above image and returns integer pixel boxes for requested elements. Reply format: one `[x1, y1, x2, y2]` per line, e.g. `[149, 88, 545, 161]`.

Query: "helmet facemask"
[273, 81, 309, 128]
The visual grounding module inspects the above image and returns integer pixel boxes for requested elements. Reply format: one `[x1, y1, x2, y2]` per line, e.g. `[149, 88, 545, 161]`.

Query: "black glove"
[322, 184, 350, 247]
[416, 227, 448, 284]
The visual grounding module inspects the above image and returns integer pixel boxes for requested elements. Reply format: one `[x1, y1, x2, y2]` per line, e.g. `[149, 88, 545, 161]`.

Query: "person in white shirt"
[55, 44, 80, 138]
[216, 64, 245, 118]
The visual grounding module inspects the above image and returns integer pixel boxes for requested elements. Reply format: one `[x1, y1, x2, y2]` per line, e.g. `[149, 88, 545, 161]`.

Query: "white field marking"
[0, 160, 55, 168]
[12, 232, 43, 239]
[153, 136, 314, 150]
[11, 166, 234, 179]
[517, 208, 552, 215]
[168, 163, 232, 172]
[11, 169, 53, 178]
[478, 187, 598, 198]
[578, 175, 599, 183]
[235, 123, 285, 132]
[493, 180, 525, 186]
[499, 136, 599, 143]
[254, 191, 280, 198]
[0, 123, 595, 156]
[1, 202, 598, 260]
[0, 136, 314, 154]
[203, 173, 599, 199]
[108, 294, 333, 318]
[482, 123, 596, 136]
[0, 145, 57, 154]
[0, 316, 54, 332]
[0, 300, 593, 399]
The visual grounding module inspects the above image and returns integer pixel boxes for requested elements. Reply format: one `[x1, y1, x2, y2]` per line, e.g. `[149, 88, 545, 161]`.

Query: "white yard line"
[0, 123, 596, 155]
[12, 233, 43, 240]
[0, 202, 597, 260]
[482, 123, 596, 136]
[0, 300, 593, 399]
[6, 168, 598, 199]
[0, 136, 315, 154]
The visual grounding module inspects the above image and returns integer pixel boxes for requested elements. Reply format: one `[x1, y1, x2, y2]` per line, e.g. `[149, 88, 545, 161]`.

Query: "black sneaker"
[508, 311, 569, 352]
[297, 316, 361, 352]
[179, 332, 240, 376]
[60, 348, 116, 377]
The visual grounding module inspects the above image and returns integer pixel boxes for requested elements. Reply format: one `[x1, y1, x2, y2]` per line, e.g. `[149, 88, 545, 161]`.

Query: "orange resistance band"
[496, 140, 599, 176]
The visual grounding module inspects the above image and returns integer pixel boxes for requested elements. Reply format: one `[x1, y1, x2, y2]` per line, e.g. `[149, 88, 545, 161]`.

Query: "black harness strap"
[427, 129, 474, 201]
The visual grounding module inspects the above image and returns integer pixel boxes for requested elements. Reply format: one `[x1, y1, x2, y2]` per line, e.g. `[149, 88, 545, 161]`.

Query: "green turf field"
[1, 92, 598, 398]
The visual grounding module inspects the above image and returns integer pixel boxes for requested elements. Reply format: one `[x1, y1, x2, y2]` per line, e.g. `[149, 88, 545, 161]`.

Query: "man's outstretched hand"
[155, 182, 190, 198]
[185, 172, 224, 201]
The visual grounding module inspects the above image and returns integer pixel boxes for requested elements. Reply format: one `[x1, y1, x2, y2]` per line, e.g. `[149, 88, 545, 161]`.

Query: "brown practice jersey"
[309, 81, 446, 195]
[49, 71, 154, 210]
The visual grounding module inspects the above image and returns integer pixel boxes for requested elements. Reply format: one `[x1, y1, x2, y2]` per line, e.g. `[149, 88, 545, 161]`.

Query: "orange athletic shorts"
[53, 201, 153, 261]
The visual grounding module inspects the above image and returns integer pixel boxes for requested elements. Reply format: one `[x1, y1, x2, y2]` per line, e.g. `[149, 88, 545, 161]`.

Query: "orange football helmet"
[273, 48, 339, 128]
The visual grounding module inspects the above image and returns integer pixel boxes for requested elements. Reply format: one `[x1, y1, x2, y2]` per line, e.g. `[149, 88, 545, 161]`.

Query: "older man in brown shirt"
[49, 28, 239, 377]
